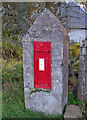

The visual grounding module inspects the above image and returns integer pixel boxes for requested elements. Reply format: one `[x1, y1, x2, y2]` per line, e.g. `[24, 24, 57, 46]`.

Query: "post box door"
[34, 41, 51, 89]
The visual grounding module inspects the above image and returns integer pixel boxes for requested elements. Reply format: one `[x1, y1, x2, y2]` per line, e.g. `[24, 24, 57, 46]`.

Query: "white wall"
[68, 29, 87, 43]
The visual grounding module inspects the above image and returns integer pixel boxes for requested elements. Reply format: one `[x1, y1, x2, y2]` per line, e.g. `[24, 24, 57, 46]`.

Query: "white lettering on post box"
[39, 59, 44, 71]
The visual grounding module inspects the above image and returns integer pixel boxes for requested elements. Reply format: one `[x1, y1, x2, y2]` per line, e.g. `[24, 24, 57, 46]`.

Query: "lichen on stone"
[29, 88, 50, 95]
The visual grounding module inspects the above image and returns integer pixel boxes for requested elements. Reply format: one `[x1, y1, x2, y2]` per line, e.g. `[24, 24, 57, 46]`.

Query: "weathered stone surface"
[64, 105, 82, 119]
[78, 39, 87, 103]
[23, 9, 69, 115]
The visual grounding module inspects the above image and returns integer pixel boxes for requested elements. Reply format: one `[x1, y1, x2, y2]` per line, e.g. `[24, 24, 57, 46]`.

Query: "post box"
[33, 41, 51, 89]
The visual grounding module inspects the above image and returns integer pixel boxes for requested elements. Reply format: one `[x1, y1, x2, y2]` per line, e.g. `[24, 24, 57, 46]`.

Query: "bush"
[68, 91, 83, 105]
[70, 41, 79, 59]
[72, 60, 79, 71]
[2, 60, 23, 84]
[2, 40, 23, 61]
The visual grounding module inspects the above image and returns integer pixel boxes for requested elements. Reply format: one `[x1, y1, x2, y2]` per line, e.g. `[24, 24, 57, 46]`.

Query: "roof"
[67, 2, 87, 29]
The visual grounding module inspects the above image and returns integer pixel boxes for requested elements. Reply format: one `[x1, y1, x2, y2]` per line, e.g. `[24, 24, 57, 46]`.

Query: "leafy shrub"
[68, 91, 77, 105]
[2, 40, 23, 61]
[2, 60, 23, 84]
[72, 60, 79, 71]
[70, 41, 79, 59]
[68, 91, 83, 105]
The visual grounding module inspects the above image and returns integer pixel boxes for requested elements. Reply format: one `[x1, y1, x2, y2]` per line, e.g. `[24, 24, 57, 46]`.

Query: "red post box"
[33, 41, 51, 89]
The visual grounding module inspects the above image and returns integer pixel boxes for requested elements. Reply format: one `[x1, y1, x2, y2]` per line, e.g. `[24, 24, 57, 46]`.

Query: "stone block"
[64, 105, 82, 119]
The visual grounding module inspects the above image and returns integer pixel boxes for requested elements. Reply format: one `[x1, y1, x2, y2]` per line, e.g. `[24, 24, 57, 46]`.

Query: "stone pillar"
[78, 39, 87, 103]
[23, 9, 69, 115]
[85, 39, 87, 103]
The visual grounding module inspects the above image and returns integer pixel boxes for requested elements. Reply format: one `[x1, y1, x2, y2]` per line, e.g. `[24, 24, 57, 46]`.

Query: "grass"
[2, 59, 87, 119]
[2, 81, 64, 119]
[2, 60, 64, 119]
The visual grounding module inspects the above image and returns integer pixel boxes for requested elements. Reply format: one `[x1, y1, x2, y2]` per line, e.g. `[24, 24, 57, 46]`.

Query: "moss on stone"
[29, 88, 50, 95]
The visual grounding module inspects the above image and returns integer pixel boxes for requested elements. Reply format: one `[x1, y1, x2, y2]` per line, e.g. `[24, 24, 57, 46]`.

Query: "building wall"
[68, 29, 87, 42]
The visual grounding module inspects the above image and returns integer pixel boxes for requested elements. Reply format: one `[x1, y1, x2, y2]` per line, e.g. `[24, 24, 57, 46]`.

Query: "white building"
[67, 2, 87, 42]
